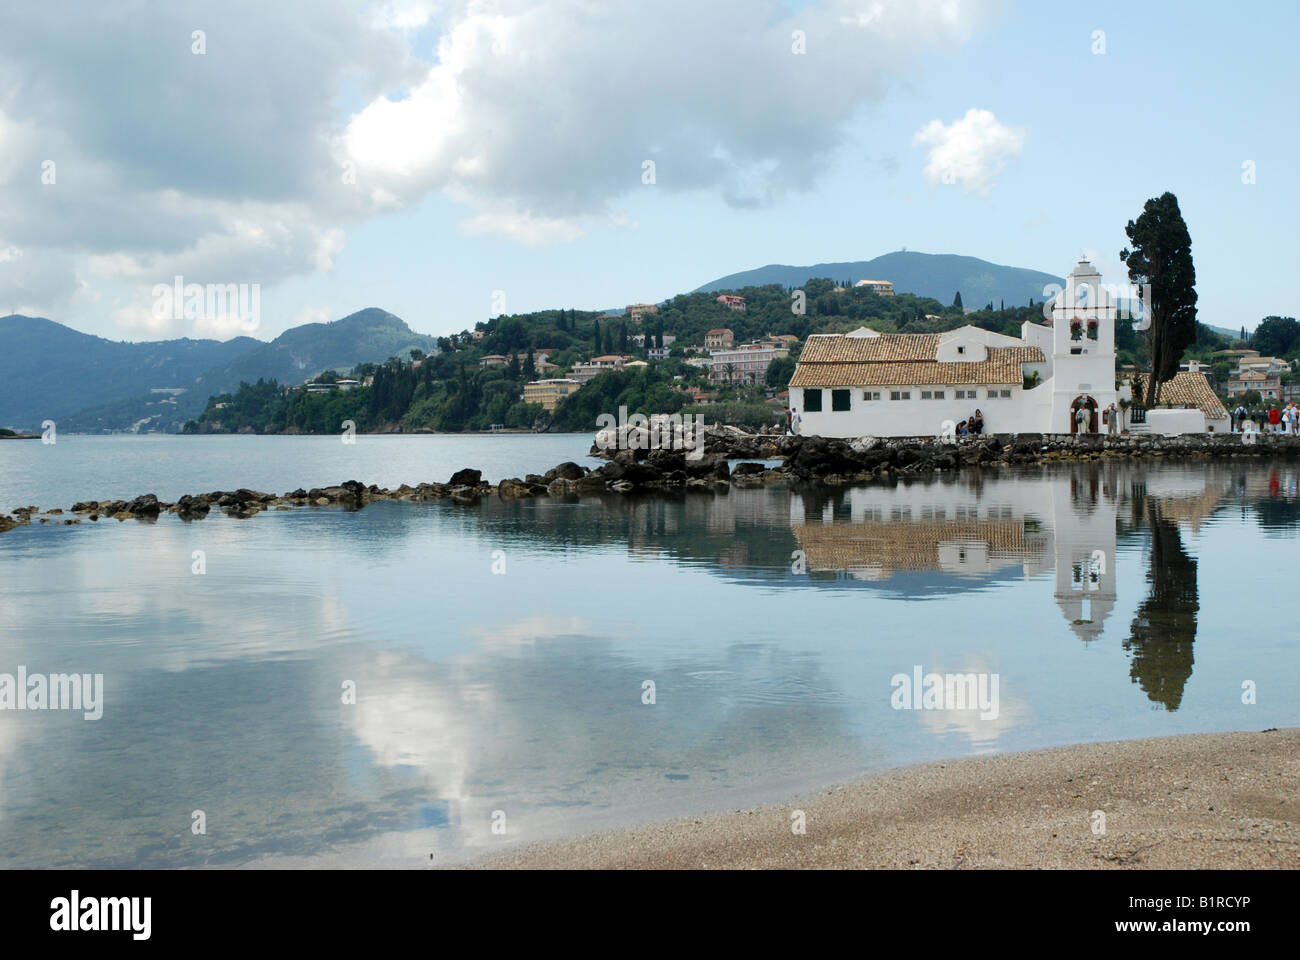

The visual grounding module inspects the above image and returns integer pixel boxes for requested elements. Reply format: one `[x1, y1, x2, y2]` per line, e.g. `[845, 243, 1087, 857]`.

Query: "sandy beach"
[473, 729, 1299, 869]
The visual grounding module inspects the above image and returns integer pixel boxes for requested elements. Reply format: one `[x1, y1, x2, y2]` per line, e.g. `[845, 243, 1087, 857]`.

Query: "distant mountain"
[189, 308, 438, 403]
[694, 252, 1065, 309]
[1204, 323, 1243, 340]
[0, 308, 440, 433]
[0, 315, 258, 431]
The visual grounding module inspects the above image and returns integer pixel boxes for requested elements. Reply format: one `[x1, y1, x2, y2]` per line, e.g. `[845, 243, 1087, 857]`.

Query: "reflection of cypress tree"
[1124, 501, 1198, 711]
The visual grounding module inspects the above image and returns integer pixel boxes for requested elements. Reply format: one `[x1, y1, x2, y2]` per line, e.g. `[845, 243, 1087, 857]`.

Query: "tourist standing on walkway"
[1106, 402, 1119, 435]
[791, 408, 801, 435]
[1234, 405, 1247, 433]
[1269, 405, 1281, 433]
[1076, 404, 1091, 434]
[783, 408, 792, 435]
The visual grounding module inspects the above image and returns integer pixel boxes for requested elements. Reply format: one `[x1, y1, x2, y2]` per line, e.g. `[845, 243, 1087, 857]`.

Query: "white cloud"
[912, 107, 1027, 195]
[0, 1, 1003, 325]
[340, 0, 1001, 238]
[0, 2, 412, 325]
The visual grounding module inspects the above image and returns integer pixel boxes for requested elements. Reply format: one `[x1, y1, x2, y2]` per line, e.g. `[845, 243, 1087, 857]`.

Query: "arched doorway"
[1070, 395, 1098, 434]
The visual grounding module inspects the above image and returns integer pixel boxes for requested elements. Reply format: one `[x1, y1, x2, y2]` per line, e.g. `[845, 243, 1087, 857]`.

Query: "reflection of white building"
[791, 464, 1237, 639]
[789, 258, 1223, 437]
[791, 469, 1122, 639]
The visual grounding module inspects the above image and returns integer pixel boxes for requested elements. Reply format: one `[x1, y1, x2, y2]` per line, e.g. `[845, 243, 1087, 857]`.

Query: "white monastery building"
[789, 258, 1225, 437]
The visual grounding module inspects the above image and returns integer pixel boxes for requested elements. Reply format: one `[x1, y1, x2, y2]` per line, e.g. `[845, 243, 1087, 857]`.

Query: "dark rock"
[544, 461, 586, 482]
[126, 494, 163, 517]
[782, 436, 861, 480]
[235, 488, 276, 503]
[174, 494, 210, 521]
[449, 468, 482, 486]
[685, 455, 730, 481]
[498, 477, 548, 499]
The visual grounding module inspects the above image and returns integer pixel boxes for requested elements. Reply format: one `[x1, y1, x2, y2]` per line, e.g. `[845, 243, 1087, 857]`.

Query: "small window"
[933, 390, 945, 400]
[955, 390, 966, 399]
[988, 389, 998, 399]
[1000, 389, 1012, 398]
[921, 390, 932, 400]
[899, 391, 911, 400]
[804, 389, 823, 412]
[862, 391, 881, 401]
[957, 346, 965, 355]
[831, 389, 851, 411]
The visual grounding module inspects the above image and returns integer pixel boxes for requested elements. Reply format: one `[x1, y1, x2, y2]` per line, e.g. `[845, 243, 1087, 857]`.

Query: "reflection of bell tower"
[1051, 467, 1118, 641]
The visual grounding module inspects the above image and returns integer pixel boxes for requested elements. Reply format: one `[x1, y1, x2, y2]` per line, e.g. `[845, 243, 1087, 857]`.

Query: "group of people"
[1233, 402, 1300, 434]
[1073, 401, 1121, 435]
[953, 410, 985, 436]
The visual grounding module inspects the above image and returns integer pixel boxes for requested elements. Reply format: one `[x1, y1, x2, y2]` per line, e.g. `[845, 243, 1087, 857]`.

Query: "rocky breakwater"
[591, 422, 784, 462]
[776, 430, 1300, 484]
[5, 431, 1298, 536]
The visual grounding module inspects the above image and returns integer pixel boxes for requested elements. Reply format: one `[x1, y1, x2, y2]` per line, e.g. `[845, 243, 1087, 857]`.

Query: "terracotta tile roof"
[1132, 371, 1229, 420]
[800, 333, 940, 363]
[791, 333, 1043, 388]
[793, 521, 1043, 574]
[791, 348, 1039, 388]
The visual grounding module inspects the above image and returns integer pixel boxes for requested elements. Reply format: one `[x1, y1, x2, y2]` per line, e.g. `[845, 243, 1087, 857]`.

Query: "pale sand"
[473, 729, 1299, 869]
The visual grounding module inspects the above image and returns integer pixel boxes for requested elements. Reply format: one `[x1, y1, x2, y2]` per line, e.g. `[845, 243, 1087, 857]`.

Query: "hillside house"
[568, 354, 629, 383]
[705, 328, 735, 351]
[854, 279, 895, 297]
[710, 343, 783, 384]
[523, 379, 581, 412]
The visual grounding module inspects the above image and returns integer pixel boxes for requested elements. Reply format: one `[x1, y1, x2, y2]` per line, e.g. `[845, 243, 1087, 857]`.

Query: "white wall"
[791, 382, 1050, 437]
[1145, 408, 1207, 435]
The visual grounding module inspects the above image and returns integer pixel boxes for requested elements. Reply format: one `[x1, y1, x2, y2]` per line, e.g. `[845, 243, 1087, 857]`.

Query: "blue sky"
[1, 0, 1295, 341]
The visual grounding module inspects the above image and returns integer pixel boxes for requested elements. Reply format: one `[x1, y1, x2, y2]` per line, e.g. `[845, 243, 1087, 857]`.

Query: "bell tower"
[1051, 258, 1114, 358]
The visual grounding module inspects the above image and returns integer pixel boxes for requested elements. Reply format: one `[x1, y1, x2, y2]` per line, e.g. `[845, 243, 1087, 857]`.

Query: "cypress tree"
[1120, 191, 1198, 406]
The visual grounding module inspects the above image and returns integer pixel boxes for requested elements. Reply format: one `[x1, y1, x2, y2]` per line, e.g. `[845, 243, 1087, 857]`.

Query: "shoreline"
[468, 728, 1300, 869]
[3, 431, 1298, 531]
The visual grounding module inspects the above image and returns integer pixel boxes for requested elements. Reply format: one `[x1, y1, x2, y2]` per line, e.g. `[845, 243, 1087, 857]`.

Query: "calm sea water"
[0, 434, 602, 511]
[0, 440, 1296, 868]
